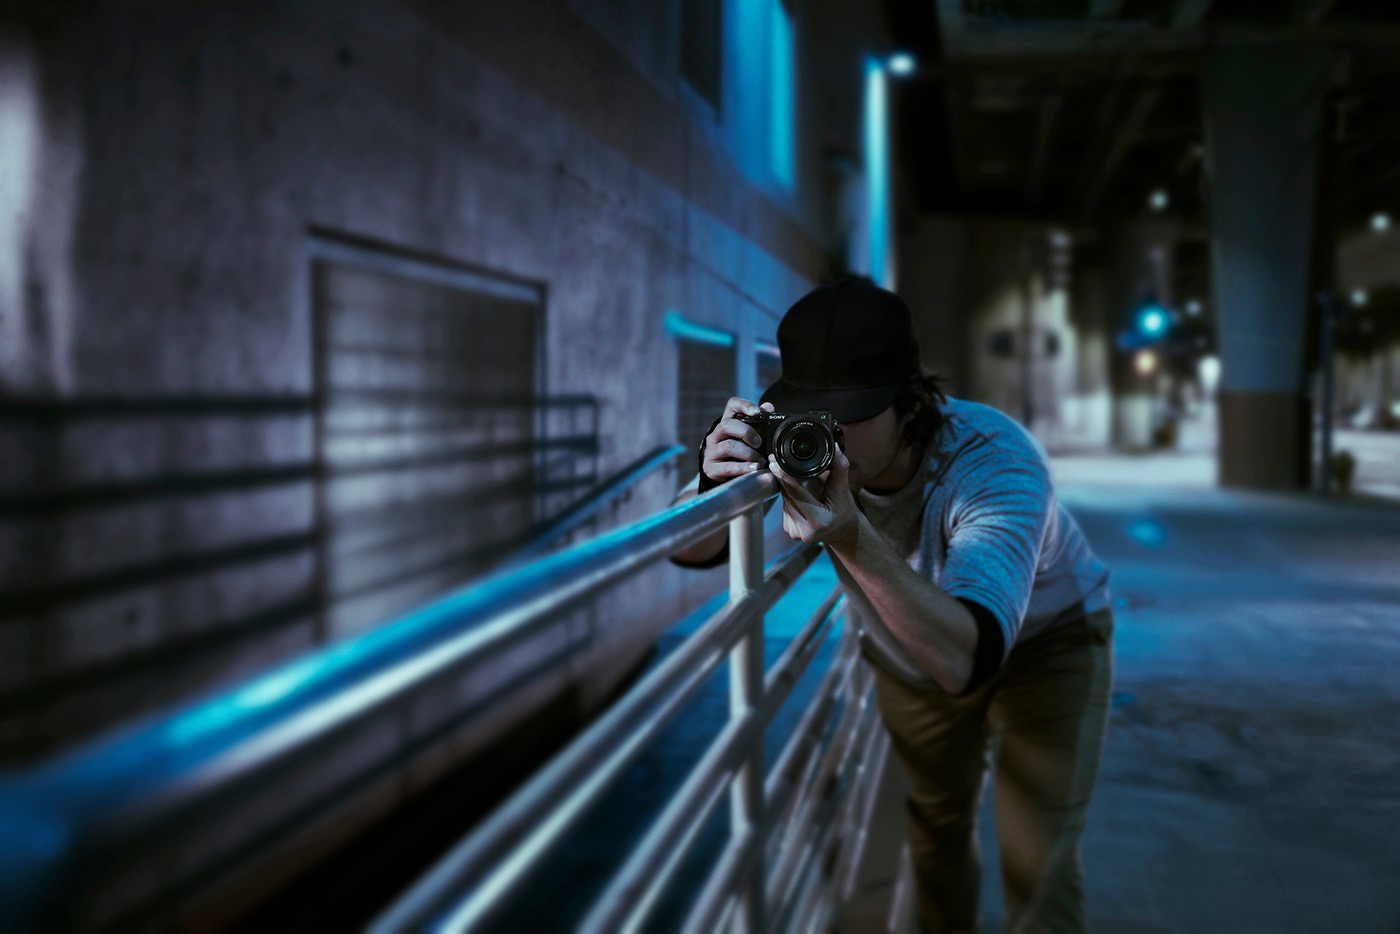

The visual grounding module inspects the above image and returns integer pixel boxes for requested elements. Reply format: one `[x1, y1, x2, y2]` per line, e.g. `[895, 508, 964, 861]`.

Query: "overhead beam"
[944, 74, 977, 197]
[1082, 88, 1161, 217]
[1294, 0, 1340, 26]
[1170, 0, 1213, 30]
[934, 0, 964, 44]
[1338, 161, 1400, 205]
[1175, 142, 1203, 175]
[1025, 94, 1063, 203]
[940, 22, 1400, 60]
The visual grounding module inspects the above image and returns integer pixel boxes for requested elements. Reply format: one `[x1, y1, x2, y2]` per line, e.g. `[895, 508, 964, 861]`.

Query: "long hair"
[890, 370, 949, 456]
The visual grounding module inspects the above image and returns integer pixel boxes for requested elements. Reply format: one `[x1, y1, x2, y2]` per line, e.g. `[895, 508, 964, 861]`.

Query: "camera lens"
[774, 420, 833, 479]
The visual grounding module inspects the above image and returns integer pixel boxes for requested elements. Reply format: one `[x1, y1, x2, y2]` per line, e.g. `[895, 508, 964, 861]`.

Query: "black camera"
[737, 411, 846, 480]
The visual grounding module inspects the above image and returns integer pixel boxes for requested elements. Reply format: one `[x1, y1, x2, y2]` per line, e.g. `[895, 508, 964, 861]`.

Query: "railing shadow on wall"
[0, 392, 601, 766]
[0, 471, 890, 933]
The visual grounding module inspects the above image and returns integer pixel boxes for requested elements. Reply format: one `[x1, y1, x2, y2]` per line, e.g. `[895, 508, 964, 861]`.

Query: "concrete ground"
[1048, 428, 1400, 501]
[845, 439, 1400, 933]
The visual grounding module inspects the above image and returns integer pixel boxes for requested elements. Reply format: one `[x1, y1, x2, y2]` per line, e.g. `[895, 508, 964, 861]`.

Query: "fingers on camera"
[725, 396, 760, 419]
[709, 459, 760, 479]
[720, 438, 763, 460]
[717, 418, 763, 449]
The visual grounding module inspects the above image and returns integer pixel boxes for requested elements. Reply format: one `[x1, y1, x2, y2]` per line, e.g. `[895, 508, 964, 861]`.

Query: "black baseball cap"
[760, 278, 922, 424]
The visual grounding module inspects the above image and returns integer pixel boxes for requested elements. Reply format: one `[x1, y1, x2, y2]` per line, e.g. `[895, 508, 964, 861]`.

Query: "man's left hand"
[769, 447, 861, 552]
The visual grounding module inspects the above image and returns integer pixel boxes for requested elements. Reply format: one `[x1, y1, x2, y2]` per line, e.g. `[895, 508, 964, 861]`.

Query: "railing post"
[728, 504, 766, 933]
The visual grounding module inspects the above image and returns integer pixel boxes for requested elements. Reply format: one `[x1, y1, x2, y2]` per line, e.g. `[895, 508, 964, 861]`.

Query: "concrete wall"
[0, 0, 869, 766]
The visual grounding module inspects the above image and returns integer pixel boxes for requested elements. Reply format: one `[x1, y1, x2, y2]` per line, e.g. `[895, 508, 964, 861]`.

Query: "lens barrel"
[772, 418, 834, 479]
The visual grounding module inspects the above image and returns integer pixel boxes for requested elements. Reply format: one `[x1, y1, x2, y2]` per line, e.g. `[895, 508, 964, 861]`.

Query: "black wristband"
[696, 414, 727, 493]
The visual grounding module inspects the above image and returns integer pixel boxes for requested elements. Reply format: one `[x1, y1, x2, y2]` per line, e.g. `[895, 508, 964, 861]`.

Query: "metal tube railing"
[0, 472, 779, 929]
[0, 465, 894, 933]
[580, 579, 843, 934]
[726, 504, 768, 934]
[375, 482, 891, 933]
[510, 442, 687, 562]
[374, 536, 825, 932]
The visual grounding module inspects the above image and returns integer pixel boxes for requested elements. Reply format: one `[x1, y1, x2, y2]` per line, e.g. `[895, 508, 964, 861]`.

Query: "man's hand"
[768, 446, 862, 552]
[701, 396, 776, 486]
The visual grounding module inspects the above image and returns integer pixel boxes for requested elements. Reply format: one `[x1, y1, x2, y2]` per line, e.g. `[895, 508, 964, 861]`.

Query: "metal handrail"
[0, 468, 891, 933]
[372, 476, 892, 933]
[511, 442, 687, 563]
[0, 472, 778, 930]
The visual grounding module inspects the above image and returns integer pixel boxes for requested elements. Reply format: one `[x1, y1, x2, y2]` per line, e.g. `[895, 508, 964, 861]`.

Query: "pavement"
[909, 445, 1400, 933]
[1047, 428, 1400, 501]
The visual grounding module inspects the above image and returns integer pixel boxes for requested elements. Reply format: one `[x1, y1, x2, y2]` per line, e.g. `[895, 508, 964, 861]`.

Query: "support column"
[1202, 46, 1335, 489]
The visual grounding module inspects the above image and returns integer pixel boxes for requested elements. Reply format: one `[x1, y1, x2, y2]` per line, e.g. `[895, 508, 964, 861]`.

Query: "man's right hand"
[701, 396, 776, 487]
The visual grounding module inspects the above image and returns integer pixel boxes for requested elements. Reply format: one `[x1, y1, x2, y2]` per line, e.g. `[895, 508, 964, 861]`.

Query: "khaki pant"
[870, 608, 1114, 934]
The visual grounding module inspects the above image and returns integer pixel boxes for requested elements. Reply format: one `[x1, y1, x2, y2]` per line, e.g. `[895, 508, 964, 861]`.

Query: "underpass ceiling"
[894, 0, 1400, 236]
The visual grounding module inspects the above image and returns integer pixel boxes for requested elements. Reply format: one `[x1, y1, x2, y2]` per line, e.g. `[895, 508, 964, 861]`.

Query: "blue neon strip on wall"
[665, 311, 736, 347]
[864, 57, 888, 287]
[768, 0, 795, 190]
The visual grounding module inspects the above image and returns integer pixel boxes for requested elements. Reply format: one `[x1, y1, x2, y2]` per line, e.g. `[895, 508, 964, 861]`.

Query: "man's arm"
[670, 396, 775, 567]
[766, 449, 979, 694]
[669, 480, 729, 565]
[827, 513, 980, 694]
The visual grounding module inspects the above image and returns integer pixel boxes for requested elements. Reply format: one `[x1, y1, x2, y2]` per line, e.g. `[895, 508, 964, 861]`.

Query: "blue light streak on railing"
[0, 474, 774, 930]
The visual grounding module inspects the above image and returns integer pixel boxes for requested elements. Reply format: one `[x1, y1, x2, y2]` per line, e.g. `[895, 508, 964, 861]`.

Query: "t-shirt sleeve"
[938, 437, 1054, 669]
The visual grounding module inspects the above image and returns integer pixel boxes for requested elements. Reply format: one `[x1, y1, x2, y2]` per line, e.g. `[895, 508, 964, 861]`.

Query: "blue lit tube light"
[768, 0, 795, 189]
[864, 58, 889, 287]
[665, 311, 735, 348]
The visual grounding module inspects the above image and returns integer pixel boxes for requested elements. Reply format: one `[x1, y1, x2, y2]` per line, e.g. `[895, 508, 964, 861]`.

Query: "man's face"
[836, 405, 906, 491]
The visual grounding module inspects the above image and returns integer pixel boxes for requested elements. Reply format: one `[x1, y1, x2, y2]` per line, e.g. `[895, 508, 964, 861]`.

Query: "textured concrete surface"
[0, 0, 864, 761]
[934, 457, 1400, 933]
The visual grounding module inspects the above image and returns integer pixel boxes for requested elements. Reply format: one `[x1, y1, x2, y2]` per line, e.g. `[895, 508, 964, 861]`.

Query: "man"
[672, 278, 1113, 934]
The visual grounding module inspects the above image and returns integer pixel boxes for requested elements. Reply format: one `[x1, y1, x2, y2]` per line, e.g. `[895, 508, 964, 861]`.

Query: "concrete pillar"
[1202, 46, 1336, 489]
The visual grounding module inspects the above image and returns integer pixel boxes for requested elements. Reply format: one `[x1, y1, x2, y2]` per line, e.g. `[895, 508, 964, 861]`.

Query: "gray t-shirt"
[839, 397, 1111, 690]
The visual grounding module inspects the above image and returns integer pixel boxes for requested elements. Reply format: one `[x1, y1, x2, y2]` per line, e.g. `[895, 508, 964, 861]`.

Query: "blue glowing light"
[1139, 307, 1167, 336]
[864, 58, 889, 286]
[665, 311, 735, 348]
[888, 53, 915, 76]
[1127, 518, 1168, 549]
[768, 0, 794, 189]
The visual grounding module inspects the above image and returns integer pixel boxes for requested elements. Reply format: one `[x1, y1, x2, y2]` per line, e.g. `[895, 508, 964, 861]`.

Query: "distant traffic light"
[1138, 305, 1169, 337]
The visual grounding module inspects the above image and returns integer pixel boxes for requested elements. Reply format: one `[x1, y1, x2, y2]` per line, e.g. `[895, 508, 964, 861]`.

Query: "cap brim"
[759, 379, 902, 424]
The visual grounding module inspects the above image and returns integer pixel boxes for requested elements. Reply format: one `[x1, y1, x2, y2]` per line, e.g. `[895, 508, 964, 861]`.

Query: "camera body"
[736, 410, 846, 480]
